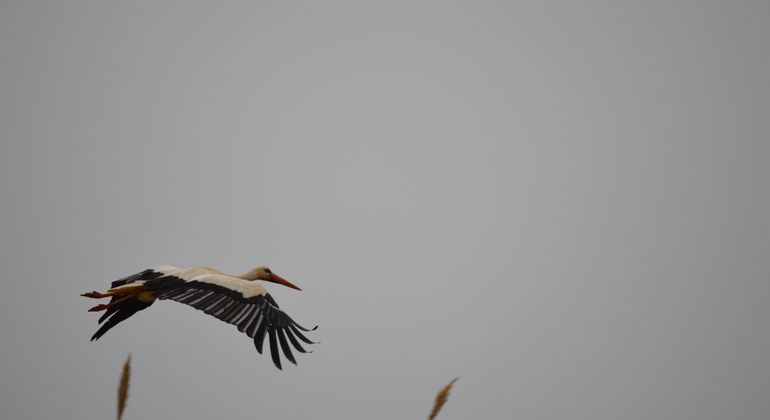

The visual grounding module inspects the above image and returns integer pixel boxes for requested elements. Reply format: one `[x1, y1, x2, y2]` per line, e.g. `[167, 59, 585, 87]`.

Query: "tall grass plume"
[117, 354, 131, 420]
[428, 377, 458, 420]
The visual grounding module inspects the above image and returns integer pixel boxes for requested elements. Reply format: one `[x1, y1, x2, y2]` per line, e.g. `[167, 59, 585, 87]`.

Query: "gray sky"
[1, 2, 769, 419]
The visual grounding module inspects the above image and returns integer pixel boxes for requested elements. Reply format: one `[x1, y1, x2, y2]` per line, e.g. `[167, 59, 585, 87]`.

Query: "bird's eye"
[264, 268, 272, 274]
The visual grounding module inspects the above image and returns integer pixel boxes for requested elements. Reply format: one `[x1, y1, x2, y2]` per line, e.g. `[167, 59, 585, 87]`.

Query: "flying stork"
[82, 265, 317, 370]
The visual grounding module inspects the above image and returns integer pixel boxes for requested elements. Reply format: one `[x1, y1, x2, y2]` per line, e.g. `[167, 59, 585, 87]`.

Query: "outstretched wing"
[147, 273, 316, 370]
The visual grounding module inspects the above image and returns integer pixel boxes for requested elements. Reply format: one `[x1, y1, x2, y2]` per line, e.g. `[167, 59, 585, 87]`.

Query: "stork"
[82, 265, 316, 370]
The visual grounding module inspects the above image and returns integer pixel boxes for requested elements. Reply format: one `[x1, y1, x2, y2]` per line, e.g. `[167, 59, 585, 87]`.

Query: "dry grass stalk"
[428, 377, 459, 420]
[117, 354, 131, 420]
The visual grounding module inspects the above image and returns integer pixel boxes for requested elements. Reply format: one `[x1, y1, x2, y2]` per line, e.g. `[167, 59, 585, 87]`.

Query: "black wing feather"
[289, 324, 317, 345]
[268, 327, 282, 370]
[284, 328, 309, 354]
[276, 328, 296, 365]
[254, 314, 269, 354]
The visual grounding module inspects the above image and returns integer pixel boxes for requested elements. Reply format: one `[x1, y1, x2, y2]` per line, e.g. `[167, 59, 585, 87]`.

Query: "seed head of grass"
[117, 354, 131, 420]
[428, 377, 459, 420]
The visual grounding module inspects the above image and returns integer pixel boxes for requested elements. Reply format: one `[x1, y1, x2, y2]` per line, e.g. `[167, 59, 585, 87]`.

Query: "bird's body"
[82, 265, 316, 370]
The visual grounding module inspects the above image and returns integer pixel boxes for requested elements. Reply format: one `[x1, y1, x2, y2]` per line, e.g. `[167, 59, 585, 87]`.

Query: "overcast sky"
[1, 2, 769, 420]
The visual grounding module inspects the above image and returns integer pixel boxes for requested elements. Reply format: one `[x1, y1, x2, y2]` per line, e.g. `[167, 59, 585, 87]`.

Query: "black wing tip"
[277, 329, 297, 366]
[292, 323, 319, 332]
[90, 327, 109, 341]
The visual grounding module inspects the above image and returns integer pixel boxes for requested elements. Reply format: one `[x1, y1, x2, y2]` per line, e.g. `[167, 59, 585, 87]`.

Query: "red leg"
[87, 294, 134, 312]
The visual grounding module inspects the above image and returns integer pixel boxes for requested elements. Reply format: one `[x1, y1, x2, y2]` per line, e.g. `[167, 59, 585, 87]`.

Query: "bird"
[82, 265, 317, 370]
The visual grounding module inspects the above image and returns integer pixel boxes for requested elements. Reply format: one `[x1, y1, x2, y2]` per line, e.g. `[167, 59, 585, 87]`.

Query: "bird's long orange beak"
[270, 274, 302, 291]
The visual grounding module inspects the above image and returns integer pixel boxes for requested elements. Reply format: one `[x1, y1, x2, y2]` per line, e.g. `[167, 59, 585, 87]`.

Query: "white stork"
[82, 265, 316, 370]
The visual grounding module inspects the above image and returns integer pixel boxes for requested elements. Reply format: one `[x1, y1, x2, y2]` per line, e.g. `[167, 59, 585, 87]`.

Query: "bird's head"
[242, 266, 302, 291]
